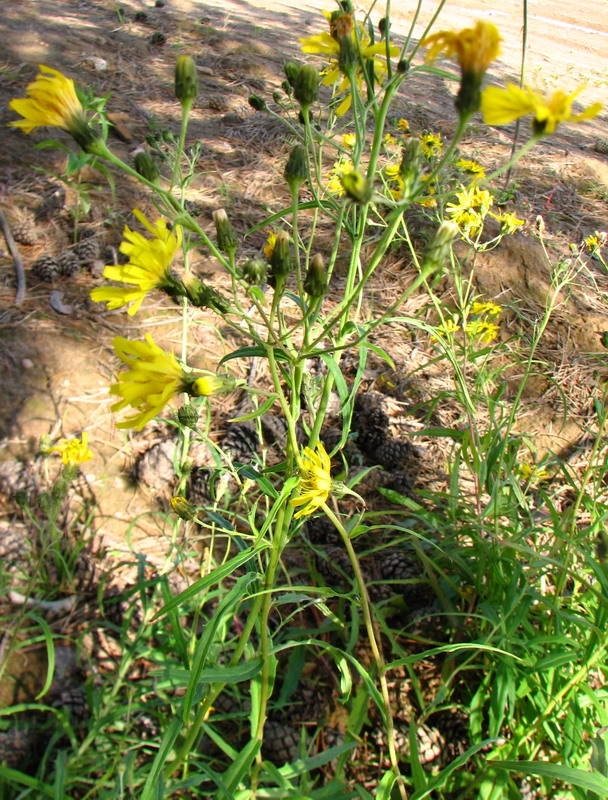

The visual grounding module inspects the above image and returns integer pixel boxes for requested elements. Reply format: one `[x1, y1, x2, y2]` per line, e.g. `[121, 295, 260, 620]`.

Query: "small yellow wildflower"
[90, 209, 182, 315]
[518, 463, 550, 483]
[481, 83, 602, 135]
[446, 184, 494, 237]
[50, 433, 93, 466]
[493, 210, 525, 235]
[431, 319, 460, 341]
[264, 232, 277, 261]
[419, 132, 443, 158]
[342, 132, 356, 149]
[170, 496, 197, 521]
[456, 158, 486, 181]
[289, 442, 332, 519]
[471, 301, 502, 317]
[384, 133, 397, 146]
[397, 118, 410, 133]
[422, 21, 501, 77]
[465, 319, 499, 343]
[110, 335, 189, 431]
[325, 157, 355, 197]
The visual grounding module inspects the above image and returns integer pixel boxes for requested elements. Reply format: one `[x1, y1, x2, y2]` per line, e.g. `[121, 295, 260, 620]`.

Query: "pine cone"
[32, 254, 59, 281]
[260, 415, 288, 447]
[0, 728, 37, 768]
[315, 545, 355, 589]
[430, 710, 469, 763]
[221, 423, 259, 463]
[262, 720, 302, 764]
[57, 249, 80, 277]
[135, 438, 177, 492]
[383, 469, 415, 497]
[375, 438, 419, 471]
[52, 687, 89, 726]
[321, 427, 364, 467]
[74, 234, 100, 268]
[414, 723, 445, 768]
[304, 515, 341, 545]
[11, 218, 37, 246]
[352, 392, 389, 453]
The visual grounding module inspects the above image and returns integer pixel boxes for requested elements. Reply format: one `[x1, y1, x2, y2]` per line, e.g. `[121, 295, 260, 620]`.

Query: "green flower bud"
[338, 34, 357, 75]
[184, 276, 231, 314]
[455, 71, 483, 121]
[248, 94, 268, 112]
[304, 253, 327, 298]
[284, 145, 308, 192]
[378, 17, 387, 37]
[294, 65, 319, 114]
[170, 496, 197, 521]
[397, 59, 409, 74]
[212, 208, 238, 255]
[340, 170, 371, 203]
[398, 138, 422, 199]
[284, 60, 300, 87]
[174, 55, 198, 107]
[70, 116, 102, 154]
[281, 79, 293, 96]
[133, 150, 160, 183]
[272, 90, 282, 104]
[190, 373, 235, 397]
[242, 256, 268, 285]
[421, 221, 458, 274]
[270, 230, 291, 279]
[177, 404, 199, 428]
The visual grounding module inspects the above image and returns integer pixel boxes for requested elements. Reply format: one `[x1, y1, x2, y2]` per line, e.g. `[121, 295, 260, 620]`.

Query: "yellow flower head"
[518, 462, 549, 483]
[90, 209, 182, 315]
[289, 442, 332, 519]
[9, 65, 84, 134]
[419, 132, 443, 158]
[465, 319, 499, 343]
[431, 318, 460, 341]
[342, 132, 356, 149]
[481, 83, 602, 135]
[9, 64, 100, 151]
[264, 232, 277, 261]
[446, 184, 494, 237]
[110, 334, 188, 430]
[422, 21, 501, 77]
[325, 157, 355, 196]
[50, 433, 93, 466]
[494, 210, 525, 235]
[397, 118, 410, 133]
[471, 301, 502, 317]
[456, 158, 486, 181]
[191, 373, 235, 397]
[384, 133, 398, 146]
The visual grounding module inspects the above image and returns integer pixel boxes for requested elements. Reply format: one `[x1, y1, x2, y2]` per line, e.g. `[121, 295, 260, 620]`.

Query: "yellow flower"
[9, 64, 98, 151]
[397, 118, 410, 133]
[446, 185, 494, 237]
[342, 132, 356, 149]
[471, 301, 502, 317]
[191, 373, 235, 396]
[422, 21, 501, 76]
[518, 462, 549, 483]
[492, 210, 525, 235]
[431, 319, 460, 341]
[465, 319, 499, 343]
[481, 83, 602, 135]
[110, 334, 189, 430]
[90, 209, 182, 315]
[325, 157, 355, 196]
[289, 442, 332, 519]
[456, 158, 486, 181]
[264, 232, 277, 261]
[419, 132, 443, 158]
[170, 496, 197, 521]
[50, 433, 93, 466]
[384, 133, 397, 146]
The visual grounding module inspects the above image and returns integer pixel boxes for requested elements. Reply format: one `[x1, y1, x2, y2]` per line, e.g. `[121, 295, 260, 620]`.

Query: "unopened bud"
[190, 373, 235, 397]
[294, 65, 319, 114]
[421, 221, 458, 274]
[177, 404, 199, 428]
[378, 17, 387, 37]
[284, 145, 309, 192]
[304, 253, 327, 298]
[184, 275, 231, 314]
[272, 90, 282, 104]
[340, 170, 371, 203]
[133, 150, 160, 183]
[174, 56, 198, 108]
[397, 59, 409, 74]
[213, 208, 238, 256]
[284, 61, 300, 87]
[242, 256, 268, 285]
[398, 138, 422, 199]
[338, 32, 357, 74]
[281, 79, 293, 96]
[270, 230, 292, 279]
[248, 94, 267, 112]
[170, 496, 197, 521]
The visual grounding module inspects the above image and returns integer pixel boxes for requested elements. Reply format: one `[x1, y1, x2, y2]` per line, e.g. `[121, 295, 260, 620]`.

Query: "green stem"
[171, 102, 191, 191]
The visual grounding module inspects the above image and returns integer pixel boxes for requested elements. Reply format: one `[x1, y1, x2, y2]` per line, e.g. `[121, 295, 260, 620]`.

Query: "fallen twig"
[0, 208, 26, 306]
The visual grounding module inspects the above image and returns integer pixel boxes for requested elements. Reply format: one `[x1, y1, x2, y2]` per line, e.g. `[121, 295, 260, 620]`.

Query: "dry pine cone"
[32, 254, 59, 281]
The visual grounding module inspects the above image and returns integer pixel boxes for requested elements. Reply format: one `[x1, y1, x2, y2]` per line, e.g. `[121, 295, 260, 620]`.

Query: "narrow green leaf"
[364, 343, 395, 368]
[29, 613, 55, 701]
[219, 346, 289, 366]
[204, 510, 236, 531]
[491, 761, 608, 794]
[230, 395, 277, 422]
[139, 715, 183, 800]
[0, 767, 57, 797]
[236, 464, 279, 498]
[376, 770, 397, 800]
[222, 738, 262, 795]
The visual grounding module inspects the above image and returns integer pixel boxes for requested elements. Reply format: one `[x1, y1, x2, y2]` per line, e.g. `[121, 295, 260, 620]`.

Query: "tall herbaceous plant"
[8, 2, 605, 798]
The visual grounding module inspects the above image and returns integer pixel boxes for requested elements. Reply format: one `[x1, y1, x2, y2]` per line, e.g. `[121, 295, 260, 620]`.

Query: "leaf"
[364, 342, 395, 369]
[219, 346, 289, 366]
[0, 767, 57, 797]
[140, 715, 183, 800]
[151, 546, 266, 621]
[236, 464, 279, 498]
[491, 761, 608, 794]
[230, 395, 277, 422]
[376, 770, 398, 800]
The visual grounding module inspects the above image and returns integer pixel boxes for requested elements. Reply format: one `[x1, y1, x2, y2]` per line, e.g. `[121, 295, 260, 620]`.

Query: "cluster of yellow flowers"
[446, 184, 495, 238]
[325, 156, 355, 196]
[433, 300, 502, 345]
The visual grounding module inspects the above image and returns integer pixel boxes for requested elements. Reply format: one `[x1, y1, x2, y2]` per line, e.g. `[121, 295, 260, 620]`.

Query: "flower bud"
[174, 56, 198, 108]
[212, 208, 238, 256]
[304, 253, 327, 298]
[177, 404, 199, 428]
[242, 256, 268, 285]
[397, 59, 409, 74]
[170, 495, 197, 521]
[272, 90, 282, 104]
[184, 275, 231, 314]
[340, 170, 371, 203]
[248, 94, 268, 112]
[294, 65, 319, 115]
[421, 221, 458, 274]
[270, 230, 292, 279]
[398, 138, 422, 199]
[338, 33, 357, 75]
[284, 60, 301, 87]
[284, 145, 309, 192]
[133, 150, 160, 183]
[281, 80, 293, 96]
[378, 17, 387, 37]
